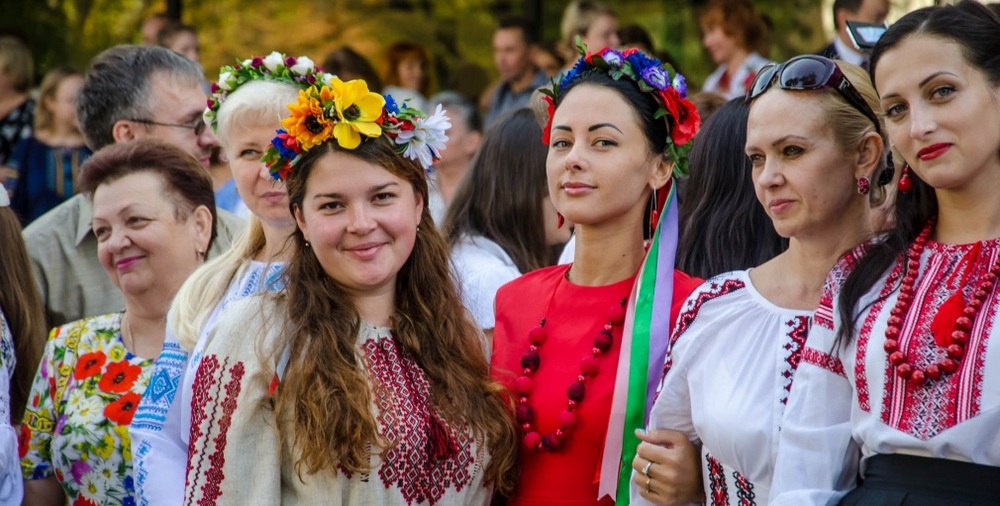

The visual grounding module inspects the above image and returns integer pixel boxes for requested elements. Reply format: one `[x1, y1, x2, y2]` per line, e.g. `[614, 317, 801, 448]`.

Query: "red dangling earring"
[857, 176, 871, 195]
[557, 212, 565, 229]
[898, 164, 913, 193]
[649, 187, 659, 232]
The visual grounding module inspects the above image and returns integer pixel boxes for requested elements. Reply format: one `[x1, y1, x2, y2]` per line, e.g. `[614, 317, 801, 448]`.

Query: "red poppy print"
[98, 360, 142, 394]
[74, 351, 107, 380]
[17, 424, 30, 458]
[72, 495, 99, 506]
[103, 391, 142, 426]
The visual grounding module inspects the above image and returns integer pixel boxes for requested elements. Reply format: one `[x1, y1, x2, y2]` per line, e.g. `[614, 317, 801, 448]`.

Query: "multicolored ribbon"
[598, 180, 679, 503]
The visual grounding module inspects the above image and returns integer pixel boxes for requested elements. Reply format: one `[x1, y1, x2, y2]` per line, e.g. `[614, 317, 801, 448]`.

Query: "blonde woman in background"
[128, 54, 327, 506]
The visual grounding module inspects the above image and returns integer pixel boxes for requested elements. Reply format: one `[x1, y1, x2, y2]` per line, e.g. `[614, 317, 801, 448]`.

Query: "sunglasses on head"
[746, 55, 883, 138]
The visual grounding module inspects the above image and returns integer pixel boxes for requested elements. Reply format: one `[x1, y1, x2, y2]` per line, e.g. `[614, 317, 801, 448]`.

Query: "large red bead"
[594, 332, 613, 352]
[528, 326, 547, 345]
[947, 344, 965, 359]
[883, 339, 899, 353]
[889, 351, 907, 366]
[568, 381, 586, 402]
[514, 376, 534, 395]
[890, 306, 905, 317]
[580, 356, 600, 376]
[909, 369, 926, 386]
[516, 404, 534, 424]
[523, 431, 542, 450]
[925, 364, 942, 381]
[887, 316, 903, 327]
[885, 327, 900, 339]
[896, 363, 913, 379]
[940, 358, 958, 374]
[963, 307, 978, 318]
[955, 316, 972, 331]
[558, 410, 577, 429]
[521, 351, 540, 371]
[608, 303, 626, 324]
[951, 331, 969, 346]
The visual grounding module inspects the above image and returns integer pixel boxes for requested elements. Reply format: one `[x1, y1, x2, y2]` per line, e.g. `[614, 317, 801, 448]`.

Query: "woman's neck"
[752, 211, 871, 310]
[725, 49, 751, 79]
[35, 127, 85, 147]
[569, 219, 645, 286]
[123, 303, 168, 359]
[935, 167, 1000, 244]
[259, 220, 296, 263]
[352, 288, 395, 329]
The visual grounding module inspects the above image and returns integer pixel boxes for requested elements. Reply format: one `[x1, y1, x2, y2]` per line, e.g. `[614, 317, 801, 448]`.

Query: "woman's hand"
[631, 428, 704, 505]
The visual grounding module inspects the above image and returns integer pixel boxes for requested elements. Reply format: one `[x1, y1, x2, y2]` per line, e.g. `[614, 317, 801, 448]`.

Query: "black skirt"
[839, 454, 1000, 506]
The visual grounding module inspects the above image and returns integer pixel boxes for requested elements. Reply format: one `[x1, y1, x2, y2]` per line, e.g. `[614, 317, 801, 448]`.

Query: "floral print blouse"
[20, 312, 154, 505]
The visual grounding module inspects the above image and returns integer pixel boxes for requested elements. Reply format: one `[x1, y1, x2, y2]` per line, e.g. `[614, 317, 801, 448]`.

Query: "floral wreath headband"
[203, 51, 336, 133]
[261, 78, 450, 181]
[540, 41, 701, 177]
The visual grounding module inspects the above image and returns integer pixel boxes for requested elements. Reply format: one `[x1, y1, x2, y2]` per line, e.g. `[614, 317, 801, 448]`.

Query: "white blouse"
[0, 313, 22, 505]
[130, 260, 285, 506]
[634, 270, 812, 505]
[450, 234, 521, 329]
[770, 239, 1000, 504]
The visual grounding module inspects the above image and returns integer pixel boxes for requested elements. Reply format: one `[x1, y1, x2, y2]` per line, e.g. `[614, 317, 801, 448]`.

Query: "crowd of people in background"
[1, 0, 1000, 504]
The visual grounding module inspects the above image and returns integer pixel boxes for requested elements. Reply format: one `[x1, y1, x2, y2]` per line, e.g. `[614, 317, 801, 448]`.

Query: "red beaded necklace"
[513, 277, 628, 451]
[884, 218, 1000, 385]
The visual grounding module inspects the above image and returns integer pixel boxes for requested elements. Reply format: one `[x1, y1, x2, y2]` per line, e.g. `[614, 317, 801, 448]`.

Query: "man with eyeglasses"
[22, 45, 245, 328]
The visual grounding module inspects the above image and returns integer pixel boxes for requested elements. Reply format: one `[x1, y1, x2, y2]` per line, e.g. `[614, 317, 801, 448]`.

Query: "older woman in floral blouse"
[19, 139, 215, 505]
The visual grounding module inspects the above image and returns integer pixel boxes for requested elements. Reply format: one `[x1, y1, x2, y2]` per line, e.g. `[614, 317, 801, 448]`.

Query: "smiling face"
[224, 122, 293, 229]
[92, 171, 210, 301]
[546, 84, 669, 231]
[875, 34, 1000, 193]
[293, 150, 423, 297]
[746, 89, 863, 239]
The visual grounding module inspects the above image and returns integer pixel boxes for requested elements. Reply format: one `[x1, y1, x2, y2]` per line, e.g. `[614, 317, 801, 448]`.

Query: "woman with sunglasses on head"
[127, 52, 325, 506]
[181, 79, 518, 504]
[491, 45, 703, 505]
[770, 2, 1000, 505]
[632, 54, 886, 506]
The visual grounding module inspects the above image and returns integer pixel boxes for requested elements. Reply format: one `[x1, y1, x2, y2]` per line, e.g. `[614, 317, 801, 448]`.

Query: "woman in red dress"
[491, 46, 703, 505]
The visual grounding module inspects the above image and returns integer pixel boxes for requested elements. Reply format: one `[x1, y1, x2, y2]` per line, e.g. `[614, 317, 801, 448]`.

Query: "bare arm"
[23, 476, 65, 506]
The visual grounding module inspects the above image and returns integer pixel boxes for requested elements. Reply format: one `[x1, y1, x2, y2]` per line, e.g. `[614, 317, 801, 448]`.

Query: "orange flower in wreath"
[281, 88, 334, 150]
[98, 360, 142, 394]
[74, 351, 107, 380]
[104, 391, 142, 426]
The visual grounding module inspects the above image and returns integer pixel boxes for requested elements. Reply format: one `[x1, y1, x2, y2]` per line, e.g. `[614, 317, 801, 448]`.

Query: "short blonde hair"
[0, 36, 33, 93]
[215, 80, 301, 148]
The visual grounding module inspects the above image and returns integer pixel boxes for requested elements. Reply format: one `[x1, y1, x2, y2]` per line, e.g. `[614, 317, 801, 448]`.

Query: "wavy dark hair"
[278, 135, 518, 494]
[678, 98, 786, 279]
[444, 108, 551, 274]
[837, 0, 1000, 345]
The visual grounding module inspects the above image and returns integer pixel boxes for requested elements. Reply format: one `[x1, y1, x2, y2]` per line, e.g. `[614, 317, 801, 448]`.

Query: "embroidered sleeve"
[19, 326, 65, 480]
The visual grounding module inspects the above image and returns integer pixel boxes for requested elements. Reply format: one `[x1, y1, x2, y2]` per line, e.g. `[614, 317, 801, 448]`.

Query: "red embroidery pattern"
[185, 355, 245, 505]
[879, 246, 997, 440]
[200, 361, 244, 505]
[779, 316, 811, 406]
[664, 278, 746, 378]
[855, 262, 901, 413]
[186, 355, 220, 502]
[705, 451, 729, 506]
[362, 335, 475, 505]
[734, 471, 757, 506]
[802, 348, 846, 377]
[815, 244, 868, 330]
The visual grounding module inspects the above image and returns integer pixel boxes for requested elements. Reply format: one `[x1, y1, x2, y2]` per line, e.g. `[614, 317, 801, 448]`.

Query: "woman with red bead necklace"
[770, 2, 1000, 505]
[491, 45, 703, 505]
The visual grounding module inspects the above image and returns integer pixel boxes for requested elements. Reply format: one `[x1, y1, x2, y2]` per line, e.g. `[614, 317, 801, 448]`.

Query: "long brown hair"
[277, 136, 518, 494]
[0, 207, 45, 423]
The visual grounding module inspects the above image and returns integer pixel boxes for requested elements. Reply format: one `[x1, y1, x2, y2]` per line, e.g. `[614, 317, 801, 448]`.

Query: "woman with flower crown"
[181, 78, 518, 504]
[489, 44, 703, 505]
[771, 2, 1000, 504]
[127, 52, 326, 506]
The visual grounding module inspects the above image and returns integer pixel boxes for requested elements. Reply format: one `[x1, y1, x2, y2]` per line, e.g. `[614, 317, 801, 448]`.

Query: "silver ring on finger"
[641, 460, 653, 476]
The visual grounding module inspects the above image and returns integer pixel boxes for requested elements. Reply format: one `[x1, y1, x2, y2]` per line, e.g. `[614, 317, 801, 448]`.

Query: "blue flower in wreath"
[625, 51, 660, 76]
[641, 66, 670, 91]
[602, 49, 625, 69]
[560, 58, 593, 89]
[270, 129, 299, 160]
[383, 94, 400, 115]
[673, 73, 688, 98]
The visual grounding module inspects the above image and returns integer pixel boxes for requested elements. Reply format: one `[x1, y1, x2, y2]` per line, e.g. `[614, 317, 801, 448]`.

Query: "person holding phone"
[817, 0, 890, 68]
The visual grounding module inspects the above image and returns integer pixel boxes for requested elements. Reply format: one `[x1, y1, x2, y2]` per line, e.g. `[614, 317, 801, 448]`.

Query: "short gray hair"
[428, 91, 481, 133]
[77, 45, 203, 150]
